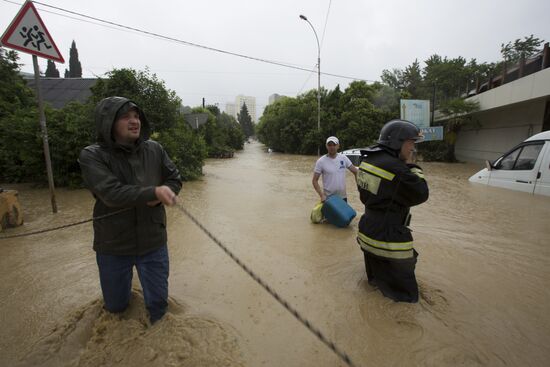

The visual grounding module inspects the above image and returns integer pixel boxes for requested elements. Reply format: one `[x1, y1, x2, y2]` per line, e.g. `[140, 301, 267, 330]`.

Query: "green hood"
[94, 96, 150, 148]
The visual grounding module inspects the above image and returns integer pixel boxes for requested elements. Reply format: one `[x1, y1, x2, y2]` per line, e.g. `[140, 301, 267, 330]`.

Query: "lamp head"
[299, 14, 308, 20]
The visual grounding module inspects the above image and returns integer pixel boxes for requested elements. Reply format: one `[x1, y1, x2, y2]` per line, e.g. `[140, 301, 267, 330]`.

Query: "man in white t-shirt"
[312, 136, 358, 202]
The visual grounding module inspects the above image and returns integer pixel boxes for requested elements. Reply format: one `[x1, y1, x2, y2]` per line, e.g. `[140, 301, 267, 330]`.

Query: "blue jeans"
[96, 245, 169, 322]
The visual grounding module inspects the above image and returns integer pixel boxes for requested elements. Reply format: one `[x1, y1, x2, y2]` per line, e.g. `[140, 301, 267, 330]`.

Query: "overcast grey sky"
[1, 0, 549, 119]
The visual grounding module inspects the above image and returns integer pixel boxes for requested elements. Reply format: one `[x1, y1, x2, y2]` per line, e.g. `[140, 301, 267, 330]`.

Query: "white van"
[341, 147, 366, 166]
[468, 130, 550, 196]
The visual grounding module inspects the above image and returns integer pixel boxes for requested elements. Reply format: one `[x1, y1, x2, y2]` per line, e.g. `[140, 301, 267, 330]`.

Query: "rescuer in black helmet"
[378, 119, 425, 151]
[356, 119, 429, 302]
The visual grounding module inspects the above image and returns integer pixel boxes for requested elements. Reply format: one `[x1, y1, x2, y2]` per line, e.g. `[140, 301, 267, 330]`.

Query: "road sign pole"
[32, 55, 57, 213]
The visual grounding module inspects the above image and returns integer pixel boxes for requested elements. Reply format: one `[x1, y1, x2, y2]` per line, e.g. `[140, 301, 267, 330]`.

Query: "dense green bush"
[257, 81, 398, 154]
[0, 57, 240, 185]
[0, 108, 42, 183]
[193, 108, 246, 158]
[418, 140, 448, 161]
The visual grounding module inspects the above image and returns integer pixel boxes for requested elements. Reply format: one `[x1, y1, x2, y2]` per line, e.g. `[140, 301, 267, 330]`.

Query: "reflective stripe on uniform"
[410, 167, 425, 180]
[359, 162, 395, 181]
[360, 243, 414, 259]
[357, 232, 414, 259]
[357, 170, 382, 195]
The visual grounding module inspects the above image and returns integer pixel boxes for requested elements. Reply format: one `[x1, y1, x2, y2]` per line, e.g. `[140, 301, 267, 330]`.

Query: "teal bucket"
[321, 195, 356, 227]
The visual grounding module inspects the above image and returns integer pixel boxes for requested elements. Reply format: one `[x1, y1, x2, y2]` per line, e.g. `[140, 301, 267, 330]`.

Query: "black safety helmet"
[377, 119, 424, 150]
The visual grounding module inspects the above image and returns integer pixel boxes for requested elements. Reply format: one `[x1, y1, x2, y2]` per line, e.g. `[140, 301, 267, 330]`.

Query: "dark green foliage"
[0, 101, 95, 186]
[91, 68, 181, 132]
[155, 119, 207, 181]
[0, 48, 35, 119]
[45, 60, 60, 78]
[0, 57, 208, 185]
[218, 112, 245, 151]
[194, 108, 245, 157]
[418, 140, 447, 161]
[68, 40, 82, 78]
[90, 68, 209, 180]
[501, 34, 544, 64]
[238, 103, 255, 138]
[257, 81, 392, 154]
[417, 99, 480, 162]
[0, 108, 42, 183]
[0, 48, 41, 183]
[45, 102, 95, 186]
[205, 104, 220, 116]
[376, 37, 546, 162]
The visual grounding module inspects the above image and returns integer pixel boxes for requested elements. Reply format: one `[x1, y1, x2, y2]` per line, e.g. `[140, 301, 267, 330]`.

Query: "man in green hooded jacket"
[79, 96, 182, 323]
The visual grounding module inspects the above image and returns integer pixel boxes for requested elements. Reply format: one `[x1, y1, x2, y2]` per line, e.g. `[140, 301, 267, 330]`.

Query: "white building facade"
[225, 102, 236, 118]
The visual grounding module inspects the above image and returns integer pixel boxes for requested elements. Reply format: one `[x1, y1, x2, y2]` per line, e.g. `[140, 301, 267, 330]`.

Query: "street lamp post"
[299, 14, 321, 156]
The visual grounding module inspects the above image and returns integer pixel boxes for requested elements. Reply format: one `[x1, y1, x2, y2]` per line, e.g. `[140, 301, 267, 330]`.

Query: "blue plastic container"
[321, 195, 356, 227]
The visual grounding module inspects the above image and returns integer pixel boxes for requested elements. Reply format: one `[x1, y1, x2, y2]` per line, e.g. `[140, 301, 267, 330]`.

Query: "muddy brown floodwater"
[1, 140, 549, 367]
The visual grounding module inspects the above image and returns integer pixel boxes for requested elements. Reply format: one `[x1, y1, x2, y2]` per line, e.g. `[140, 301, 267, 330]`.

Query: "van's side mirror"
[485, 160, 493, 171]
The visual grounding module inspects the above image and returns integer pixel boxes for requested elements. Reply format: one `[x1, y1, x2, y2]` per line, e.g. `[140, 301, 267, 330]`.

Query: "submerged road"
[1, 140, 549, 366]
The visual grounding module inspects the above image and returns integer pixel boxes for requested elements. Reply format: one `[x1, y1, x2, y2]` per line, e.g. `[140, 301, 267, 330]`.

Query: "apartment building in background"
[225, 95, 257, 123]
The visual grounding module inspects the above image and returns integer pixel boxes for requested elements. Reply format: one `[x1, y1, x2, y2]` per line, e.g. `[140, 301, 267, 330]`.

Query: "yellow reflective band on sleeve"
[410, 167, 425, 180]
[360, 242, 414, 259]
[357, 171, 381, 195]
[359, 162, 395, 181]
[357, 233, 414, 259]
[357, 232, 413, 251]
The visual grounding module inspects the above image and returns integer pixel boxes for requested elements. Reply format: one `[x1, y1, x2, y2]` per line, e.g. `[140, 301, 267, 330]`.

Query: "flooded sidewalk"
[1, 141, 549, 366]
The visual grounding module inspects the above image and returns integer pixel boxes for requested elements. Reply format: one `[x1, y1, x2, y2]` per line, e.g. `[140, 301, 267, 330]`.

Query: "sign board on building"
[0, 0, 64, 63]
[420, 126, 444, 141]
[400, 99, 430, 129]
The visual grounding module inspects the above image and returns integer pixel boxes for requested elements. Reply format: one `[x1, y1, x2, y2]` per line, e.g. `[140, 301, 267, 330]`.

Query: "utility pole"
[300, 14, 321, 156]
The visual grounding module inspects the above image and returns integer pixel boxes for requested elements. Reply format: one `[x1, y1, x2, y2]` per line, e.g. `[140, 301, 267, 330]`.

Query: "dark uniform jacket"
[79, 97, 182, 256]
[357, 146, 429, 259]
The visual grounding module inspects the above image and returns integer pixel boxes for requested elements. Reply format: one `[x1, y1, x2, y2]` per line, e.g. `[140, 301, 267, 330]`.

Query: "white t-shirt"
[314, 153, 353, 198]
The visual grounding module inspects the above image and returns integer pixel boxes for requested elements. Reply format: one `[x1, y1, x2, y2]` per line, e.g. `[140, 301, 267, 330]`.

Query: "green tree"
[339, 81, 391, 149]
[257, 97, 308, 153]
[238, 103, 254, 138]
[402, 60, 424, 98]
[501, 34, 545, 64]
[205, 104, 220, 116]
[91, 68, 180, 132]
[197, 107, 245, 152]
[45, 60, 60, 78]
[218, 112, 245, 150]
[424, 98, 480, 162]
[45, 102, 95, 186]
[257, 83, 390, 154]
[155, 119, 207, 181]
[91, 68, 208, 179]
[0, 48, 40, 183]
[193, 108, 234, 157]
[381, 68, 405, 91]
[1, 59, 207, 184]
[371, 82, 401, 116]
[67, 40, 82, 78]
[0, 48, 36, 119]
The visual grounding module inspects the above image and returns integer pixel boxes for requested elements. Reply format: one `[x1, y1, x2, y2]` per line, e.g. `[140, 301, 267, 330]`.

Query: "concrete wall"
[468, 67, 550, 111]
[450, 67, 550, 163]
[455, 99, 546, 163]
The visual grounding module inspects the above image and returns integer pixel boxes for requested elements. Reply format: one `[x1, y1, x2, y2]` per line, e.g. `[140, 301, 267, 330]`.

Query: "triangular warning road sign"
[0, 1, 64, 63]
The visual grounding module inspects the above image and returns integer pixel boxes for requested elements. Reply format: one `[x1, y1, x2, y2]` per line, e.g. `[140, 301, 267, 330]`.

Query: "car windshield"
[495, 143, 543, 170]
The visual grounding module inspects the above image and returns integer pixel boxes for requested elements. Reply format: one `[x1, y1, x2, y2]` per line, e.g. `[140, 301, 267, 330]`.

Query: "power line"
[320, 0, 333, 52]
[1, 0, 376, 82]
[298, 64, 317, 94]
